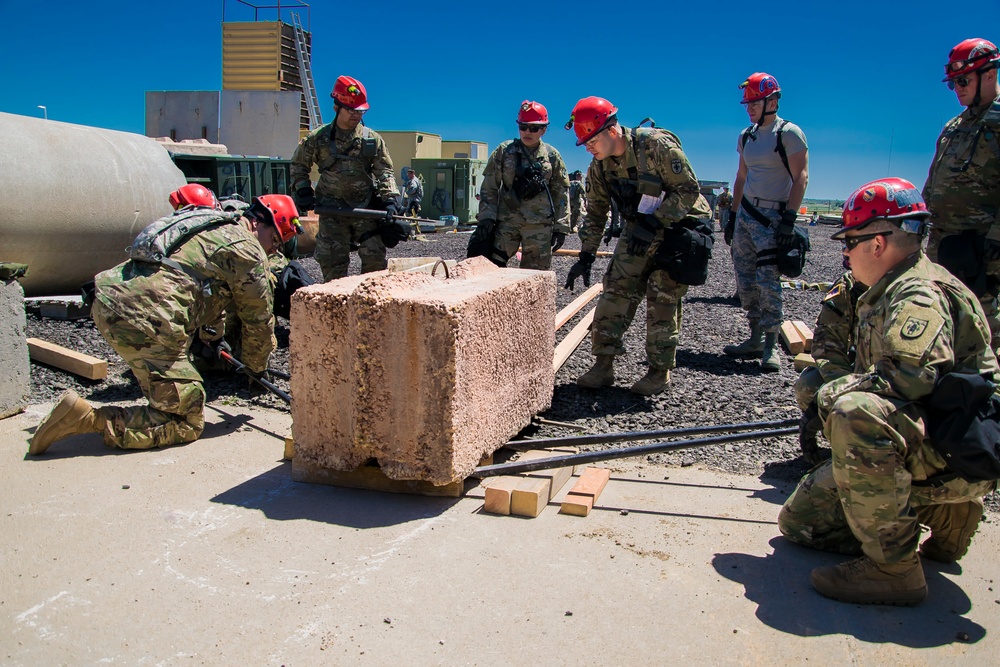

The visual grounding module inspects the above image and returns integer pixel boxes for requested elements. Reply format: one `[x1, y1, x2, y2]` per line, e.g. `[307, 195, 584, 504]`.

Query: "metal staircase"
[290, 12, 322, 129]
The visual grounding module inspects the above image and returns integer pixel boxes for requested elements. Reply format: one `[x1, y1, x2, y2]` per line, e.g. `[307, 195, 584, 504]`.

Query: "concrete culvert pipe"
[0, 112, 186, 297]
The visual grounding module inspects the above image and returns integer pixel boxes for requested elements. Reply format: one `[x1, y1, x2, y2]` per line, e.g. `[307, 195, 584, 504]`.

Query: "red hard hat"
[169, 183, 218, 210]
[565, 97, 619, 146]
[331, 75, 370, 111]
[516, 100, 548, 125]
[739, 73, 781, 104]
[943, 38, 1000, 81]
[833, 178, 930, 239]
[252, 195, 303, 243]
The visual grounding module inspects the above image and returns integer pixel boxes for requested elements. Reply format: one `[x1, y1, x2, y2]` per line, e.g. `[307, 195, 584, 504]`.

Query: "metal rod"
[531, 417, 588, 431]
[508, 418, 798, 449]
[219, 351, 292, 404]
[267, 368, 291, 380]
[315, 205, 443, 227]
[473, 427, 798, 478]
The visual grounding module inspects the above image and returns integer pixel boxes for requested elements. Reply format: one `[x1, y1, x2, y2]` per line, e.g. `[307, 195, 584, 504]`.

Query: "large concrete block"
[290, 257, 555, 485]
[0, 280, 30, 419]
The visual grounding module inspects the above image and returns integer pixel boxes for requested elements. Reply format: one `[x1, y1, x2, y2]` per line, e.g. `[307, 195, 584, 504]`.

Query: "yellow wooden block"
[283, 437, 294, 461]
[559, 492, 595, 517]
[483, 477, 520, 515]
[511, 477, 551, 518]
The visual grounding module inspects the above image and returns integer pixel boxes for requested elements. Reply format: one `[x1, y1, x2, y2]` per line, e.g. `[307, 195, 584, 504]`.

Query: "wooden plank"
[555, 283, 603, 330]
[518, 448, 578, 500]
[510, 477, 551, 518]
[554, 308, 596, 372]
[560, 467, 611, 517]
[559, 492, 595, 517]
[291, 458, 465, 498]
[792, 320, 814, 353]
[779, 321, 805, 355]
[552, 248, 613, 258]
[26, 337, 107, 380]
[483, 477, 520, 515]
[793, 353, 816, 372]
[283, 436, 294, 461]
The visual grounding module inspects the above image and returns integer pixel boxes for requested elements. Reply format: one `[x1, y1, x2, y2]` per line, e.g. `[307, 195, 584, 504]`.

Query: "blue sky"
[0, 0, 987, 199]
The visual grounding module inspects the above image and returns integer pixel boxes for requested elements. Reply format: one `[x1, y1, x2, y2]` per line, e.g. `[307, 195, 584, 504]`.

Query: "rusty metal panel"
[222, 21, 282, 90]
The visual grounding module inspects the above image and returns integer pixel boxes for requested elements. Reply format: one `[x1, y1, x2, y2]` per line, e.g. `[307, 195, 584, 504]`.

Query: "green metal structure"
[409, 158, 487, 225]
[170, 154, 293, 200]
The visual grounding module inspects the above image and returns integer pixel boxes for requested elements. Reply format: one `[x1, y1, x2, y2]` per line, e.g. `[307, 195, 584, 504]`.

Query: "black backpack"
[924, 372, 1000, 482]
[655, 218, 714, 286]
[273, 260, 315, 320]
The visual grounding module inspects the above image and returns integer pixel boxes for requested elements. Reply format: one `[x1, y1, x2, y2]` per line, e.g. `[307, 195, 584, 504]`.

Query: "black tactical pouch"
[273, 261, 315, 319]
[924, 372, 1000, 482]
[655, 217, 714, 286]
[776, 226, 810, 278]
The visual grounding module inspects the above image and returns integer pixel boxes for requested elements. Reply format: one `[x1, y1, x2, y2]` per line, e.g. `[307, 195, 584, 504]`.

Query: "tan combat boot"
[723, 320, 764, 357]
[630, 368, 669, 396]
[576, 355, 615, 389]
[917, 499, 984, 563]
[810, 554, 927, 606]
[760, 332, 781, 372]
[29, 390, 104, 456]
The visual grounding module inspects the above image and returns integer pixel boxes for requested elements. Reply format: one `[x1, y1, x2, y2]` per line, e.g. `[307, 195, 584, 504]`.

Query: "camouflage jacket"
[94, 216, 276, 373]
[569, 180, 586, 212]
[922, 96, 1000, 237]
[716, 191, 733, 211]
[580, 127, 711, 254]
[817, 253, 999, 415]
[811, 271, 865, 384]
[290, 122, 396, 208]
[477, 139, 570, 232]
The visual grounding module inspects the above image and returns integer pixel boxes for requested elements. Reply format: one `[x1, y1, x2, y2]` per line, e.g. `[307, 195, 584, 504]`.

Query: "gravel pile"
[22, 223, 999, 511]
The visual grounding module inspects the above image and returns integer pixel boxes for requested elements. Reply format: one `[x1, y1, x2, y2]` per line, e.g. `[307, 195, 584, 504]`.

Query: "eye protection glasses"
[947, 75, 974, 90]
[518, 124, 545, 133]
[842, 231, 892, 251]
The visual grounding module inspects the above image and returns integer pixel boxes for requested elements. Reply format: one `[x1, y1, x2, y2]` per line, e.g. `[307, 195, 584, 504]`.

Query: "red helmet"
[833, 178, 930, 239]
[331, 75, 370, 111]
[739, 73, 781, 104]
[942, 38, 1000, 81]
[565, 97, 619, 146]
[169, 183, 218, 210]
[251, 195, 303, 243]
[516, 100, 548, 125]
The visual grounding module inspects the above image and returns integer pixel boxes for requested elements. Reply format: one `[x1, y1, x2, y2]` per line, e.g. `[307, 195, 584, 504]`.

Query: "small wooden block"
[793, 353, 816, 372]
[518, 448, 577, 500]
[779, 321, 805, 355]
[791, 320, 814, 353]
[283, 437, 294, 461]
[510, 477, 551, 518]
[560, 492, 595, 517]
[291, 459, 465, 497]
[567, 467, 611, 500]
[483, 477, 521, 515]
[26, 337, 107, 380]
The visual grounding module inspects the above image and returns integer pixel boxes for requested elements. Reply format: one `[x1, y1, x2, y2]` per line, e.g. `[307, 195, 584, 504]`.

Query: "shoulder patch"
[671, 158, 683, 174]
[886, 304, 945, 363]
[823, 283, 844, 303]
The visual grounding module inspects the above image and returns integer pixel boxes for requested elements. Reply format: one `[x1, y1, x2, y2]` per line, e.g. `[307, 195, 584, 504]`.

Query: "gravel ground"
[22, 223, 1000, 512]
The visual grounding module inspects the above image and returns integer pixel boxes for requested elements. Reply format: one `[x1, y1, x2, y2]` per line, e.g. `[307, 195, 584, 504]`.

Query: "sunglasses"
[842, 231, 892, 251]
[947, 75, 974, 90]
[518, 124, 545, 133]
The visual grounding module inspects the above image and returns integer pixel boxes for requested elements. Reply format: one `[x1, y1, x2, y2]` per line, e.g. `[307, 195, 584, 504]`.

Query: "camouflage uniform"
[477, 139, 571, 270]
[716, 190, 732, 225]
[92, 217, 276, 450]
[569, 179, 587, 232]
[922, 95, 1000, 350]
[779, 253, 998, 564]
[793, 271, 863, 411]
[580, 127, 711, 370]
[290, 122, 397, 281]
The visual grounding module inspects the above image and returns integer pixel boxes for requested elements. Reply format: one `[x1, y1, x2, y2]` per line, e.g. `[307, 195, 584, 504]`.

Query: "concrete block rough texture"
[0, 280, 31, 419]
[290, 257, 556, 485]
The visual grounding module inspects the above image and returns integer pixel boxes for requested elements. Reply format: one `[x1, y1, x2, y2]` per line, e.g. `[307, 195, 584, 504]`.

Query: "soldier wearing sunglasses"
[472, 100, 571, 270]
[923, 38, 1000, 351]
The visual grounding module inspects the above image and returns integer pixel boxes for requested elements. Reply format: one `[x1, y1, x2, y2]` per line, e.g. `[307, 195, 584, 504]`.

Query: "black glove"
[191, 336, 231, 361]
[564, 251, 595, 290]
[384, 202, 400, 221]
[776, 210, 797, 249]
[246, 368, 271, 394]
[626, 214, 659, 256]
[724, 215, 735, 246]
[798, 402, 827, 465]
[294, 186, 316, 212]
[551, 232, 566, 252]
[984, 238, 1000, 262]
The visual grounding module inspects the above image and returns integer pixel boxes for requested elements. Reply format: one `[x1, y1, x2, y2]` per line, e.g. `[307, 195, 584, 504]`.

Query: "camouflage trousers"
[926, 227, 1000, 353]
[314, 215, 387, 282]
[591, 224, 688, 370]
[731, 207, 783, 332]
[570, 204, 585, 231]
[91, 300, 206, 450]
[495, 215, 556, 271]
[794, 366, 823, 411]
[778, 391, 995, 563]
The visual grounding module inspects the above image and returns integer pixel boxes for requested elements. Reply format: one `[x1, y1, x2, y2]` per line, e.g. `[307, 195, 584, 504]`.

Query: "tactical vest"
[503, 141, 556, 202]
[128, 208, 240, 292]
[600, 128, 671, 221]
[319, 125, 377, 172]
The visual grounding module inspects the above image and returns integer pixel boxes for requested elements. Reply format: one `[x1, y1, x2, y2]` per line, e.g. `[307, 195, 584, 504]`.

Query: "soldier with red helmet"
[290, 75, 403, 281]
[564, 96, 711, 396]
[778, 178, 998, 606]
[470, 100, 570, 270]
[723, 72, 809, 372]
[923, 38, 1000, 350]
[29, 195, 301, 455]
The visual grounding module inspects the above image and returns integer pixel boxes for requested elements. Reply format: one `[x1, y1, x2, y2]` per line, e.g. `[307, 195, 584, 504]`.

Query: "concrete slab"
[2, 401, 998, 666]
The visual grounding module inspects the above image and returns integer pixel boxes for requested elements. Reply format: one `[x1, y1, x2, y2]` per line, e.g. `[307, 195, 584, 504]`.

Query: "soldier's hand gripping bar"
[218, 350, 292, 404]
[314, 205, 443, 227]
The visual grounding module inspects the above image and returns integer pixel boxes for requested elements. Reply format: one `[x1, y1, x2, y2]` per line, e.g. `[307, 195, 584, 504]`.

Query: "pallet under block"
[291, 458, 468, 498]
[483, 447, 577, 517]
